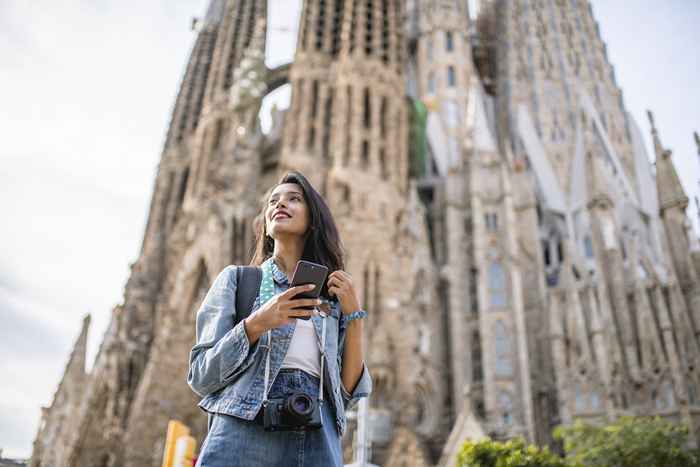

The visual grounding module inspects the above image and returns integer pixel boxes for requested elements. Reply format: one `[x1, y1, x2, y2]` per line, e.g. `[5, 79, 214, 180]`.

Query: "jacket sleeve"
[186, 265, 263, 398]
[337, 306, 372, 411]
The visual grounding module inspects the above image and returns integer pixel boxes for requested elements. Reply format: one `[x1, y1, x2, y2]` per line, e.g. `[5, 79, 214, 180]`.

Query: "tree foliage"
[457, 437, 568, 467]
[457, 417, 700, 467]
[554, 416, 700, 467]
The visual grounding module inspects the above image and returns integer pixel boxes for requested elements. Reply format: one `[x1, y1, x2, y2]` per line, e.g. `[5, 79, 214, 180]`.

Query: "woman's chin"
[269, 226, 306, 238]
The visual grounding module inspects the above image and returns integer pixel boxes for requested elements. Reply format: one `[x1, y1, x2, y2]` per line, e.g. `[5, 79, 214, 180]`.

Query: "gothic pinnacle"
[647, 109, 664, 158]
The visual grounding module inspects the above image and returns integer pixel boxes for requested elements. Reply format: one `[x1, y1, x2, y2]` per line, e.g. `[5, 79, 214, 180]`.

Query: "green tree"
[554, 416, 700, 467]
[457, 437, 569, 467]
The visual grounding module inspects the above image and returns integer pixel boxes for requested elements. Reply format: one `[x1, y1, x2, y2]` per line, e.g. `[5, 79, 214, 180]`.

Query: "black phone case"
[290, 260, 329, 318]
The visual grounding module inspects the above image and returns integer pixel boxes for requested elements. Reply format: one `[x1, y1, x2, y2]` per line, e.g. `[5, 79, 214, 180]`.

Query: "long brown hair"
[249, 171, 345, 300]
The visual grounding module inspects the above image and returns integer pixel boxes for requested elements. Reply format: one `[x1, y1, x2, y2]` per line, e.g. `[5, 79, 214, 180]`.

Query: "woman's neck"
[272, 237, 305, 279]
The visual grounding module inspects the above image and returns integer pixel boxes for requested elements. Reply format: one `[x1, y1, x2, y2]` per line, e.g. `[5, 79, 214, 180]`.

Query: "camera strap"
[260, 257, 326, 406]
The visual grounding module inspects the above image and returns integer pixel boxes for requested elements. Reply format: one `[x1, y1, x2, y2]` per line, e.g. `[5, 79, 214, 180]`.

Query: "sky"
[0, 0, 698, 460]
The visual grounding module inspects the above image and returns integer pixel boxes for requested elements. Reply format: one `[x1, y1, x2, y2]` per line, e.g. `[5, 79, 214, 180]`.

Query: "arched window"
[418, 324, 430, 355]
[498, 392, 514, 426]
[574, 385, 586, 412]
[363, 87, 371, 128]
[583, 235, 594, 258]
[447, 65, 456, 87]
[443, 100, 460, 128]
[489, 261, 507, 307]
[590, 390, 602, 411]
[445, 31, 454, 52]
[663, 381, 675, 409]
[689, 382, 698, 406]
[472, 329, 483, 382]
[652, 381, 675, 410]
[494, 321, 513, 376]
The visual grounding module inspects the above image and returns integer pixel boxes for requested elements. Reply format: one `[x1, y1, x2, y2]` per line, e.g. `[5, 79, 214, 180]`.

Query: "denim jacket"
[187, 259, 372, 435]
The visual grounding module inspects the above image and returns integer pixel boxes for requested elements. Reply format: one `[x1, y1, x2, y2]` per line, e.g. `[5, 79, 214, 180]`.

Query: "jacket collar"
[267, 256, 290, 286]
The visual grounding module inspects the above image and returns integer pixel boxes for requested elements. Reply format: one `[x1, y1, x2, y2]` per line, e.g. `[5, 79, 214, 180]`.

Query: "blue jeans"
[196, 369, 342, 466]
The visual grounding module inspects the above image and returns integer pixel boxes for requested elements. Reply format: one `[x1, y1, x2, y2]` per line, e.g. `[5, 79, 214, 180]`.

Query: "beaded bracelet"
[345, 309, 368, 322]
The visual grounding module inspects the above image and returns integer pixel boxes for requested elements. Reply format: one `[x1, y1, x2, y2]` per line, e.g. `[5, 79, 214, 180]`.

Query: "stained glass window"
[494, 321, 513, 376]
[489, 262, 507, 307]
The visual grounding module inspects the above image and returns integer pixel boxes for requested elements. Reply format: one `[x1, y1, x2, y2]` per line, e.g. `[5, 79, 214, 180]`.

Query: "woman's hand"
[327, 270, 362, 316]
[243, 284, 320, 344]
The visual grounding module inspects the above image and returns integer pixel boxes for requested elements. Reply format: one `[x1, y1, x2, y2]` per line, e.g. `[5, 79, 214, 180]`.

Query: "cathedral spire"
[647, 110, 665, 159]
[648, 110, 689, 211]
[66, 314, 90, 379]
[695, 131, 700, 207]
[52, 314, 90, 397]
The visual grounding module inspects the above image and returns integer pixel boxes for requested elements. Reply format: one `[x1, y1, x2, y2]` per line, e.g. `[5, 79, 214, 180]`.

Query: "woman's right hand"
[243, 284, 321, 344]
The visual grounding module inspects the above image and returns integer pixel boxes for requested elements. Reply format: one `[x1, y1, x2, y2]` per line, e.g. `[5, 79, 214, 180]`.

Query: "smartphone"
[289, 260, 329, 320]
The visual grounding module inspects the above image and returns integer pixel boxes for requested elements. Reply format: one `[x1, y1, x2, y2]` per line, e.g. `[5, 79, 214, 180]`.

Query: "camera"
[262, 392, 323, 431]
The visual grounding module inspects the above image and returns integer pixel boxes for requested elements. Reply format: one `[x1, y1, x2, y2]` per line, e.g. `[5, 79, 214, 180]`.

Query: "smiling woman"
[187, 170, 371, 467]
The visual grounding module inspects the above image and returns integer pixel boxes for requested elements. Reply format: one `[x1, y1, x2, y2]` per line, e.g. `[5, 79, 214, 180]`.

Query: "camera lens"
[287, 393, 314, 418]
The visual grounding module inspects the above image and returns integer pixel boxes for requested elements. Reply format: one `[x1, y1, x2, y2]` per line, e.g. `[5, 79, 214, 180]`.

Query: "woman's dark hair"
[250, 170, 345, 300]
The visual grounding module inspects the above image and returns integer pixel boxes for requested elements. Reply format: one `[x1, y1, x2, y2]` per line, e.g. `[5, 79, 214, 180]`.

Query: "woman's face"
[265, 183, 310, 240]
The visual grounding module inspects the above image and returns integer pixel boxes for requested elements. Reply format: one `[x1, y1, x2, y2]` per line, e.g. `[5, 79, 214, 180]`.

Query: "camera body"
[262, 392, 323, 431]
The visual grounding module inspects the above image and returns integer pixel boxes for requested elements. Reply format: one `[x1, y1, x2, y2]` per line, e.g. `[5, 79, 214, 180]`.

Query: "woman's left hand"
[327, 270, 362, 316]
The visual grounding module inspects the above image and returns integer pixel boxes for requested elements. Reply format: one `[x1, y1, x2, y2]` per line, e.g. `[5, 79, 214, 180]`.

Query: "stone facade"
[30, 1, 700, 466]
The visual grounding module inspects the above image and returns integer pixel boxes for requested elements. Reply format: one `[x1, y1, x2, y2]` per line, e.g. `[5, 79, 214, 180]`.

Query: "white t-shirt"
[280, 317, 321, 378]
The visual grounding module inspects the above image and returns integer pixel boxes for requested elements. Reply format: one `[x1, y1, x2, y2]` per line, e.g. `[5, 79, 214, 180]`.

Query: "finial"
[647, 109, 665, 157]
[646, 109, 656, 132]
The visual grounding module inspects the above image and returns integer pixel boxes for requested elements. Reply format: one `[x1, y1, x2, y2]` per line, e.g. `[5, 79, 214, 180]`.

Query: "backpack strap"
[234, 266, 262, 326]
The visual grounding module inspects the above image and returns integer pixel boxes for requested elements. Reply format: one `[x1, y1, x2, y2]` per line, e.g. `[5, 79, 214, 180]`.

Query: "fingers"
[283, 283, 316, 299]
[287, 309, 315, 319]
[329, 270, 352, 281]
[328, 271, 353, 289]
[327, 276, 343, 289]
[288, 298, 322, 309]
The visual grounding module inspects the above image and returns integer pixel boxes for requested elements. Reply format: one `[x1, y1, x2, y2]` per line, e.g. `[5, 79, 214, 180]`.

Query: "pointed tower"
[64, 314, 91, 384]
[650, 111, 688, 211]
[280, 0, 408, 196]
[494, 0, 637, 193]
[411, 0, 472, 175]
[141, 0, 227, 259]
[649, 111, 700, 324]
[407, 0, 476, 431]
[28, 315, 90, 467]
[162, 0, 225, 152]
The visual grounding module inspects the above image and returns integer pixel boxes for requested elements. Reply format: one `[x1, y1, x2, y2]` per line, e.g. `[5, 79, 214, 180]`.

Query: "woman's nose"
[272, 198, 287, 212]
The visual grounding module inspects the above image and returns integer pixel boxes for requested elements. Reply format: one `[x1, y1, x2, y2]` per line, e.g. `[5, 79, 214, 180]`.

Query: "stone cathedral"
[30, 0, 700, 466]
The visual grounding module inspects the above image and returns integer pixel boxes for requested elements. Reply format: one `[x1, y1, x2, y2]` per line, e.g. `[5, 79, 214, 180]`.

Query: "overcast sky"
[1, 0, 698, 460]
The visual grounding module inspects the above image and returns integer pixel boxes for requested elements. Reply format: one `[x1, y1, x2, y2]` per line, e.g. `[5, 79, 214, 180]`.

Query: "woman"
[187, 170, 371, 466]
